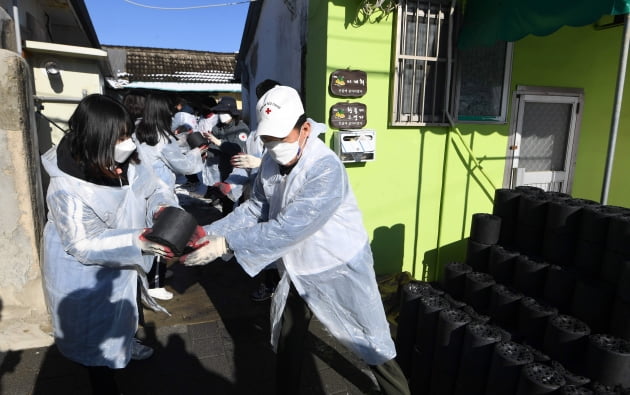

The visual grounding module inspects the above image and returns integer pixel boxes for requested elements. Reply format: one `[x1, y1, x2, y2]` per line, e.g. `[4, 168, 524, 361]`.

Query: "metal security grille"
[393, 0, 454, 126]
[520, 102, 572, 172]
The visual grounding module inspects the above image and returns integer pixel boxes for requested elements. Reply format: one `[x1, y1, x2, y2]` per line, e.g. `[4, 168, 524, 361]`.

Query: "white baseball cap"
[256, 85, 305, 138]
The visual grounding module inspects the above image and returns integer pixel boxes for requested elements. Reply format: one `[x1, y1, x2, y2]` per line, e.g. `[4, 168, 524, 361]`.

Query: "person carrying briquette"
[210, 80, 275, 214]
[201, 96, 250, 215]
[133, 93, 207, 301]
[180, 85, 410, 395]
[40, 94, 199, 394]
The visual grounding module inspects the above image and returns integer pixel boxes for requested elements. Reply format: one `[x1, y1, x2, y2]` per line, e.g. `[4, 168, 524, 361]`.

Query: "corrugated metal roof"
[103, 45, 239, 89]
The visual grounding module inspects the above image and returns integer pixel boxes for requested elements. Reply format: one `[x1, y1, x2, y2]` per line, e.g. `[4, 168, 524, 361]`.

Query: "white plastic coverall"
[133, 134, 204, 190]
[170, 111, 198, 132]
[221, 129, 265, 202]
[198, 113, 218, 134]
[206, 121, 396, 365]
[40, 146, 179, 369]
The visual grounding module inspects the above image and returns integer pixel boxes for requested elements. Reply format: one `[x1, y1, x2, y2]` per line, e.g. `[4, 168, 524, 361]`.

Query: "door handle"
[509, 145, 518, 150]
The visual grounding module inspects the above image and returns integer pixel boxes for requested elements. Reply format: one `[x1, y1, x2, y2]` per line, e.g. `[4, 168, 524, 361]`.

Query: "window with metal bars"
[392, 0, 455, 126]
[392, 0, 512, 126]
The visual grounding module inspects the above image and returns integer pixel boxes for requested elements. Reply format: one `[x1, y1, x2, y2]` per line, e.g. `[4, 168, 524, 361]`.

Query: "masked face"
[264, 128, 305, 165]
[219, 113, 232, 124]
[114, 138, 136, 163]
[265, 140, 300, 165]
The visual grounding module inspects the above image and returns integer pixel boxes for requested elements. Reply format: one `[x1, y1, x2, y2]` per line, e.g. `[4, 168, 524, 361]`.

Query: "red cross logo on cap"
[265, 107, 272, 114]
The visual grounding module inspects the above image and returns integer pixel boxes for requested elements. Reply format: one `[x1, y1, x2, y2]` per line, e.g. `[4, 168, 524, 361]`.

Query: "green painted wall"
[512, 24, 630, 206]
[305, 0, 630, 278]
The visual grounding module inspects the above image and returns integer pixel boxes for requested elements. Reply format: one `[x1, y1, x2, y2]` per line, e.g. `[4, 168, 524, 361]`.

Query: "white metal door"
[508, 93, 581, 193]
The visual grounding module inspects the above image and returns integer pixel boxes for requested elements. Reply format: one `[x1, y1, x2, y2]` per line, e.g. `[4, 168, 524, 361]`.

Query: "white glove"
[135, 229, 175, 259]
[231, 153, 262, 169]
[180, 235, 229, 266]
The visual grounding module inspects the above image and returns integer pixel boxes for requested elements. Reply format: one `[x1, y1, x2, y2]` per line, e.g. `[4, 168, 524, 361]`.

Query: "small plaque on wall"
[329, 102, 367, 129]
[329, 70, 367, 97]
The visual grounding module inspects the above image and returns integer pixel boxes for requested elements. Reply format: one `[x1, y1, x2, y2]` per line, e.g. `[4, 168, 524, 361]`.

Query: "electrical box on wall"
[333, 129, 376, 163]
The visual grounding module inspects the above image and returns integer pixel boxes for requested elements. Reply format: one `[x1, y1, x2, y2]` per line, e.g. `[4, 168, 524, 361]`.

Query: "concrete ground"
[0, 186, 387, 395]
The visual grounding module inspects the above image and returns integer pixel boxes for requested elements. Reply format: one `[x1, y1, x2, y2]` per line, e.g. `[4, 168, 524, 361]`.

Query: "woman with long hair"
[134, 93, 205, 190]
[134, 93, 206, 300]
[40, 94, 182, 394]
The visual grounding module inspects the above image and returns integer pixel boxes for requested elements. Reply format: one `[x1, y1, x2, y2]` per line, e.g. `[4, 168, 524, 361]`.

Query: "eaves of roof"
[103, 45, 239, 87]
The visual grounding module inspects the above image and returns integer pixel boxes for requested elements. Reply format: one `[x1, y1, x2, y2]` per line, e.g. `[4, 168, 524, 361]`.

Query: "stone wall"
[0, 48, 52, 350]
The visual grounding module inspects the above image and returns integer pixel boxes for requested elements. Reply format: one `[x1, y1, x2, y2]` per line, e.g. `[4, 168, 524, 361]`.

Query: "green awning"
[458, 0, 630, 48]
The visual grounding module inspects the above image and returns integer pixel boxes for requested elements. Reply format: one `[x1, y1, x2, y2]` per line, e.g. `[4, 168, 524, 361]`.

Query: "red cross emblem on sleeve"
[265, 108, 272, 114]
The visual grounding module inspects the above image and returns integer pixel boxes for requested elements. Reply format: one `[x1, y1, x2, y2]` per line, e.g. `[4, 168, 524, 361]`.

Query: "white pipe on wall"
[12, 0, 22, 54]
[601, 13, 630, 204]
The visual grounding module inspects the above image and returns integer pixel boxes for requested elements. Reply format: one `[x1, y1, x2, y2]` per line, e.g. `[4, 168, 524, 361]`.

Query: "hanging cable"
[122, 0, 254, 10]
[36, 111, 69, 134]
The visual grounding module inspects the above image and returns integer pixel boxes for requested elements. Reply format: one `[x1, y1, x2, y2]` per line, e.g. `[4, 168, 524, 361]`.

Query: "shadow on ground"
[2, 195, 380, 394]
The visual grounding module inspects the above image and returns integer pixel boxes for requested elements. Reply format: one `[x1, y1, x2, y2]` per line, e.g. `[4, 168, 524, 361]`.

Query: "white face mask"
[265, 130, 305, 166]
[219, 113, 232, 124]
[265, 140, 300, 165]
[114, 138, 136, 163]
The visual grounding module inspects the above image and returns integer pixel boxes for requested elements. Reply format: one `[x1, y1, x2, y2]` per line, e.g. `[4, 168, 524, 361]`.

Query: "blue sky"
[83, 0, 250, 53]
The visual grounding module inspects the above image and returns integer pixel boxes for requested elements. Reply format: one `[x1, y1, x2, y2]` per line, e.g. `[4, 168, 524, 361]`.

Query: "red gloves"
[187, 225, 209, 250]
[213, 182, 232, 196]
[152, 205, 168, 220]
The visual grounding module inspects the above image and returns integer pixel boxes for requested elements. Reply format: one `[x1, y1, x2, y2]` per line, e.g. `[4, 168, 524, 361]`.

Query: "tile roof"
[103, 45, 239, 85]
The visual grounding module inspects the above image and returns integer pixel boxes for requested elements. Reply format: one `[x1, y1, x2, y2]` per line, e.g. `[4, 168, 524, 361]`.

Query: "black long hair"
[122, 92, 146, 121]
[65, 94, 135, 180]
[135, 93, 175, 146]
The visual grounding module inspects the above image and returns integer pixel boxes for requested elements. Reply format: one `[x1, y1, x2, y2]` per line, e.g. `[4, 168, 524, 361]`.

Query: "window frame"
[453, 41, 513, 124]
[391, 0, 513, 127]
[391, 0, 456, 127]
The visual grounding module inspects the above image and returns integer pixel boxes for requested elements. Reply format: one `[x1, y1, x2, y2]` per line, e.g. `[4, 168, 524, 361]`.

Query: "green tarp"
[459, 0, 630, 48]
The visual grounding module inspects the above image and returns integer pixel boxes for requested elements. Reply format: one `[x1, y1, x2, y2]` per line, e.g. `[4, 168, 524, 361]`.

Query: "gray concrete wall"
[240, 0, 308, 129]
[0, 48, 52, 350]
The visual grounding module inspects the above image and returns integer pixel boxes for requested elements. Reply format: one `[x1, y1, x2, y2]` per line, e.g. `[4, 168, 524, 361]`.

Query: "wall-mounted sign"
[329, 102, 367, 129]
[329, 69, 367, 97]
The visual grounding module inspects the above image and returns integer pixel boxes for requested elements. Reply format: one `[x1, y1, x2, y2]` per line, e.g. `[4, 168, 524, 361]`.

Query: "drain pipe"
[434, 125, 451, 281]
[443, 0, 456, 122]
[12, 0, 22, 54]
[601, 12, 630, 204]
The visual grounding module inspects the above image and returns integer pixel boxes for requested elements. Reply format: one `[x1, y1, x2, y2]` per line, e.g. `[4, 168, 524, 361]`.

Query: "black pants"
[86, 365, 119, 395]
[147, 257, 166, 288]
[262, 267, 280, 290]
[185, 173, 200, 183]
[276, 284, 410, 395]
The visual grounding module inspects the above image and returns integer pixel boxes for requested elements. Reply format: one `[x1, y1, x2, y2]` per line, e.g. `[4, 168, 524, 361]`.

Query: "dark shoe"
[131, 338, 154, 360]
[204, 186, 224, 206]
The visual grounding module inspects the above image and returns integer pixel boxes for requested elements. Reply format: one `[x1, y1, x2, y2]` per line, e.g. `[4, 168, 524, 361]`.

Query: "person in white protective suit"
[181, 86, 410, 395]
[133, 93, 206, 300]
[170, 96, 198, 134]
[211, 79, 282, 303]
[40, 94, 192, 394]
[135, 93, 206, 192]
[211, 79, 276, 210]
